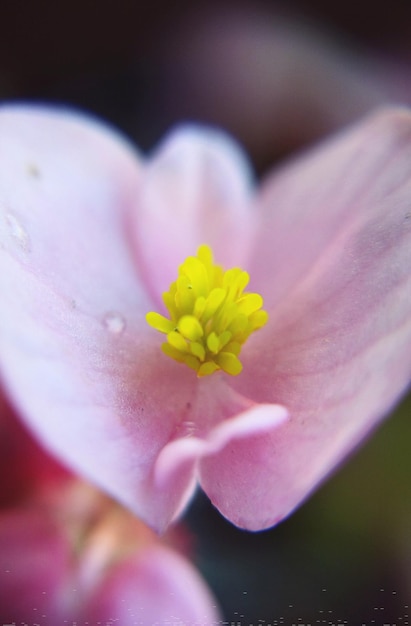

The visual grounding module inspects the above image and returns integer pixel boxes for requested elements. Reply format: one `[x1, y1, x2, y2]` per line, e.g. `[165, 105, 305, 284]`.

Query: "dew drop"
[103, 311, 126, 334]
[180, 420, 196, 437]
[5, 213, 30, 251]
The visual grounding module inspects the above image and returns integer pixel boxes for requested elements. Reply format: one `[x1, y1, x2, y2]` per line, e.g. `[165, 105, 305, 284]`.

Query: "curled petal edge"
[153, 403, 288, 487]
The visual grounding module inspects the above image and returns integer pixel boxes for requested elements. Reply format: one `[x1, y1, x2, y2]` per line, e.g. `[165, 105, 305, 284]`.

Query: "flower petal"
[155, 399, 288, 490]
[132, 125, 255, 303]
[85, 544, 222, 624]
[0, 106, 201, 530]
[250, 107, 411, 308]
[146, 377, 286, 528]
[214, 108, 411, 529]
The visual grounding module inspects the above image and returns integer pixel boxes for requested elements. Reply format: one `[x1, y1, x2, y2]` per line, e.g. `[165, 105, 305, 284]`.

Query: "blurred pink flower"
[160, 5, 411, 167]
[0, 393, 221, 625]
[0, 104, 410, 533]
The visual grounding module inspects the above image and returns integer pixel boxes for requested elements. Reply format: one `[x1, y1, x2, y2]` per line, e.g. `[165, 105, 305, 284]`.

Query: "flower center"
[146, 245, 268, 377]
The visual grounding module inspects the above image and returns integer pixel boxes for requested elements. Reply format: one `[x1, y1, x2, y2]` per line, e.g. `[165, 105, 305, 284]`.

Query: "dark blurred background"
[0, 0, 410, 622]
[2, 0, 411, 169]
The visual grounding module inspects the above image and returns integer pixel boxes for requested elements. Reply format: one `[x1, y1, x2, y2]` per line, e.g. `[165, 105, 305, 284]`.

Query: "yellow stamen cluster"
[146, 245, 268, 377]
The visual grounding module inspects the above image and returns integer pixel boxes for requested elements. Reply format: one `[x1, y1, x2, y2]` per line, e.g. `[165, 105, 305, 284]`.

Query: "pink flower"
[160, 6, 411, 165]
[0, 499, 222, 625]
[0, 104, 410, 533]
[0, 392, 221, 625]
[0, 491, 222, 625]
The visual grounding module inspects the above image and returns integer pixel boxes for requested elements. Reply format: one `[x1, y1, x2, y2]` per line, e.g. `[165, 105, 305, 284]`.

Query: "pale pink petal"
[149, 377, 287, 523]
[250, 107, 411, 308]
[155, 401, 287, 489]
[133, 125, 255, 303]
[0, 106, 198, 530]
[204, 108, 411, 529]
[85, 544, 221, 624]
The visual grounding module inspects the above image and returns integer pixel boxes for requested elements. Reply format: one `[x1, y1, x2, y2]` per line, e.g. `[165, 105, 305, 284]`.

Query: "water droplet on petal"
[102, 312, 126, 334]
[180, 420, 196, 437]
[5, 213, 30, 251]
